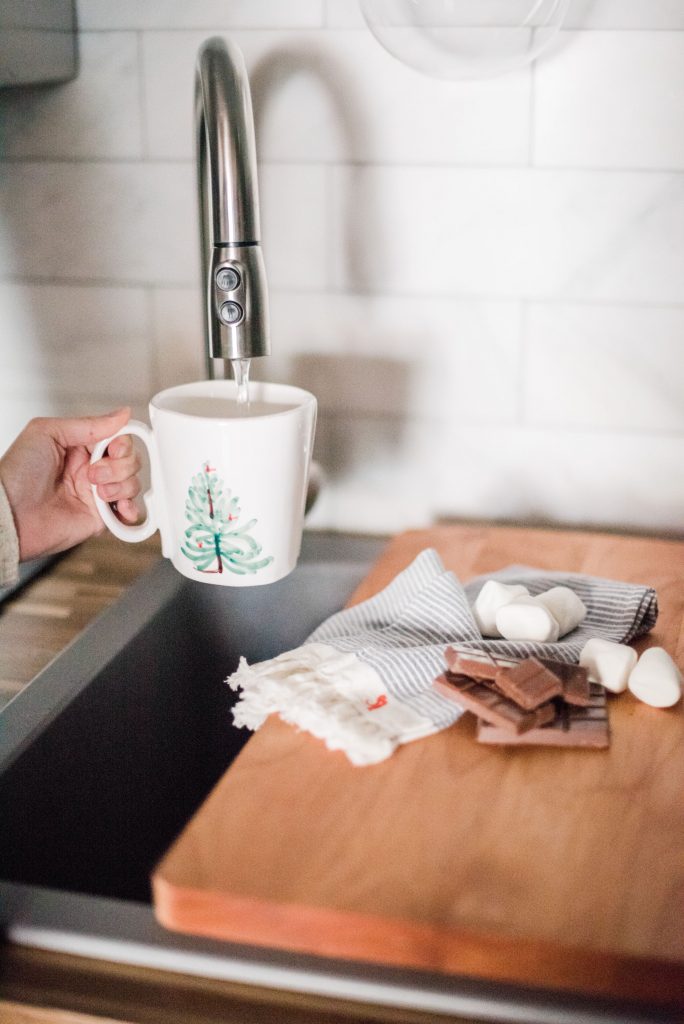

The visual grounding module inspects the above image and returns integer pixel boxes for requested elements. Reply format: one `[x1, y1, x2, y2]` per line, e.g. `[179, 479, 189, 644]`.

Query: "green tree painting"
[181, 463, 273, 576]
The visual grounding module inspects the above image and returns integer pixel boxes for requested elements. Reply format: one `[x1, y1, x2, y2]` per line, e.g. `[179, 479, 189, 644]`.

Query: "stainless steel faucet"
[195, 37, 270, 379]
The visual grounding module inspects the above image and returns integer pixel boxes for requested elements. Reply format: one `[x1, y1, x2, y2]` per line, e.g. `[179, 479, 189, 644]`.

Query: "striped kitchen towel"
[227, 549, 658, 766]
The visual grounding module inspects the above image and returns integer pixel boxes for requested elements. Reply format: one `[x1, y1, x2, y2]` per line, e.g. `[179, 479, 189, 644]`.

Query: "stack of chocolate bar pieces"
[434, 646, 609, 748]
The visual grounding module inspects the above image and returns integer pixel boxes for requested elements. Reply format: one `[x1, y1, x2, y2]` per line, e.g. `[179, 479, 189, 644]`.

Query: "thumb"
[48, 408, 131, 450]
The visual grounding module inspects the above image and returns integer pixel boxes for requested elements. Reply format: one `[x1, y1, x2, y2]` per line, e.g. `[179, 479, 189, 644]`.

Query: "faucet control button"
[219, 300, 244, 325]
[215, 266, 240, 291]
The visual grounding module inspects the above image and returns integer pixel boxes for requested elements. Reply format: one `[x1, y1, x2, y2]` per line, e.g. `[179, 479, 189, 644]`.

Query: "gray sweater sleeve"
[0, 478, 19, 587]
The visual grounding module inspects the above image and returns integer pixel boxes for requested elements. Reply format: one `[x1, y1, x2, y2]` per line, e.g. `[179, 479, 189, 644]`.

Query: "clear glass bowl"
[359, 0, 571, 79]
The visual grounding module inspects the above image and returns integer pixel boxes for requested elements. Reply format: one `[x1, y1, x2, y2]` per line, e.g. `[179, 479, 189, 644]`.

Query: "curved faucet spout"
[195, 37, 270, 375]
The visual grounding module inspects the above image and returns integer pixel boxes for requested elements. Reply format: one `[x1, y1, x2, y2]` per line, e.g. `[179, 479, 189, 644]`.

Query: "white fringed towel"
[227, 549, 658, 766]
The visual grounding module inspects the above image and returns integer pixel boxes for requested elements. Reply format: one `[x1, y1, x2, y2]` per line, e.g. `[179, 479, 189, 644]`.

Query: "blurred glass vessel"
[359, 0, 571, 79]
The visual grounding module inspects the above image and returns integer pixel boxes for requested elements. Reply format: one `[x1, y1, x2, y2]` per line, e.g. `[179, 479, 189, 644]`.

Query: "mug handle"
[90, 420, 158, 543]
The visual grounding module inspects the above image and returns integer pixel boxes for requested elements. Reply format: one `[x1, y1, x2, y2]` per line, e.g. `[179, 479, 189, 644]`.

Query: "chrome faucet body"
[195, 37, 270, 378]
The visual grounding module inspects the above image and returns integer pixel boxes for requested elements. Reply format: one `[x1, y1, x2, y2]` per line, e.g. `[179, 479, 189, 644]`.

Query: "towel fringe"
[226, 643, 432, 766]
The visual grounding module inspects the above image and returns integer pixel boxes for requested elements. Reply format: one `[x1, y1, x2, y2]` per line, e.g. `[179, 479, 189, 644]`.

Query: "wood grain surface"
[0, 1001, 137, 1024]
[0, 943, 477, 1024]
[152, 525, 684, 1008]
[0, 533, 160, 712]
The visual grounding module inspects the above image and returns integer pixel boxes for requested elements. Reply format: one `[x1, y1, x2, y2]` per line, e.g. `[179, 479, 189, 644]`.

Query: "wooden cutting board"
[152, 525, 684, 1009]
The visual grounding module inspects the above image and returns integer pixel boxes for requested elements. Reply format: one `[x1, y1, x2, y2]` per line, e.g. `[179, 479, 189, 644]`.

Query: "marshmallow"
[495, 596, 560, 643]
[628, 647, 682, 708]
[536, 586, 587, 638]
[579, 638, 637, 693]
[473, 581, 530, 637]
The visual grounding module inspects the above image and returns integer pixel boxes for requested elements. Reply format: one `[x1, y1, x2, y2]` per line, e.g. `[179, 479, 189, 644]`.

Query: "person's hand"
[0, 408, 141, 561]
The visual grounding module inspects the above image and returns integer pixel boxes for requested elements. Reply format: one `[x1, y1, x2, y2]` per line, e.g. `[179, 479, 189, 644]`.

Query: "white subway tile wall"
[330, 167, 684, 302]
[525, 304, 684, 433]
[0, 283, 152, 401]
[0, 0, 682, 535]
[535, 32, 684, 170]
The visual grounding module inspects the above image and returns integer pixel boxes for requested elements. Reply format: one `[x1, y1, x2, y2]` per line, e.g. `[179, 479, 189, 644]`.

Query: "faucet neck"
[195, 36, 261, 247]
[195, 37, 270, 371]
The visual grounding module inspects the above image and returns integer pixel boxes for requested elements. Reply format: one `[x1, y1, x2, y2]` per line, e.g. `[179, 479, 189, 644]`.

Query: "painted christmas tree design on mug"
[181, 463, 273, 576]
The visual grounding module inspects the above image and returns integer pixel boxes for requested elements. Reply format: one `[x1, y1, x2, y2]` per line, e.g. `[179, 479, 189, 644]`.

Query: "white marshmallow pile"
[474, 581, 587, 642]
[580, 638, 681, 708]
[472, 572, 680, 711]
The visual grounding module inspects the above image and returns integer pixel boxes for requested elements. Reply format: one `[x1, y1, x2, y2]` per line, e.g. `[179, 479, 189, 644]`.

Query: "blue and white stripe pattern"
[308, 548, 658, 732]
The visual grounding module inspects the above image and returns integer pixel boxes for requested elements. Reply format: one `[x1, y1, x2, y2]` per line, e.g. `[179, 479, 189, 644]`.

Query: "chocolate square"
[494, 657, 563, 710]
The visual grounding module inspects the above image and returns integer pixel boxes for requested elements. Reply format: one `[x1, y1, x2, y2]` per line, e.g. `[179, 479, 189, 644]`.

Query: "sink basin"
[0, 532, 384, 904]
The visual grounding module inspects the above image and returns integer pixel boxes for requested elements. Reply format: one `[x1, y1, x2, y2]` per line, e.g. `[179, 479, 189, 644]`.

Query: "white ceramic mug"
[90, 380, 317, 587]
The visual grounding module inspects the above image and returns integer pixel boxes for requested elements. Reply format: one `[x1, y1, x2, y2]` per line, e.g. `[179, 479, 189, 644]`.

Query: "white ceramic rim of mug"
[150, 380, 316, 421]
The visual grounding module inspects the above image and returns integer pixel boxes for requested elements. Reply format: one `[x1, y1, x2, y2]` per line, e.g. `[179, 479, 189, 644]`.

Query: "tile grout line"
[324, 163, 334, 291]
[518, 301, 530, 427]
[528, 51, 537, 167]
[4, 276, 684, 312]
[314, 410, 684, 440]
[136, 30, 149, 161]
[3, 155, 684, 175]
[145, 286, 159, 395]
[315, 408, 684, 441]
[73, 26, 684, 33]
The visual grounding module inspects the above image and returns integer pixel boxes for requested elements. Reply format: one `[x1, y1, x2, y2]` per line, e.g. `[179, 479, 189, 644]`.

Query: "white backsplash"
[0, 0, 682, 536]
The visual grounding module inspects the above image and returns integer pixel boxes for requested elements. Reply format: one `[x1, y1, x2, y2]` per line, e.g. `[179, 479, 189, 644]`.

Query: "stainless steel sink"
[0, 532, 669, 1024]
[0, 532, 384, 903]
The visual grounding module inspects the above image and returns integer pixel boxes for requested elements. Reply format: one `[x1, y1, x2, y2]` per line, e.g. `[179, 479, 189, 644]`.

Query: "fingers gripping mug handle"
[90, 420, 158, 543]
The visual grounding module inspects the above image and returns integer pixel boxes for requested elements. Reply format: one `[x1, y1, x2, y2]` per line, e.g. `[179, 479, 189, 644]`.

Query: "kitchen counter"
[1, 527, 682, 1024]
[0, 532, 161, 712]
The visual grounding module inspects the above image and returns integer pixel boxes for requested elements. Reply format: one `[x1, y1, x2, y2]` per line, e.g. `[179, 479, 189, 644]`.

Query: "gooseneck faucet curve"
[195, 37, 270, 379]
